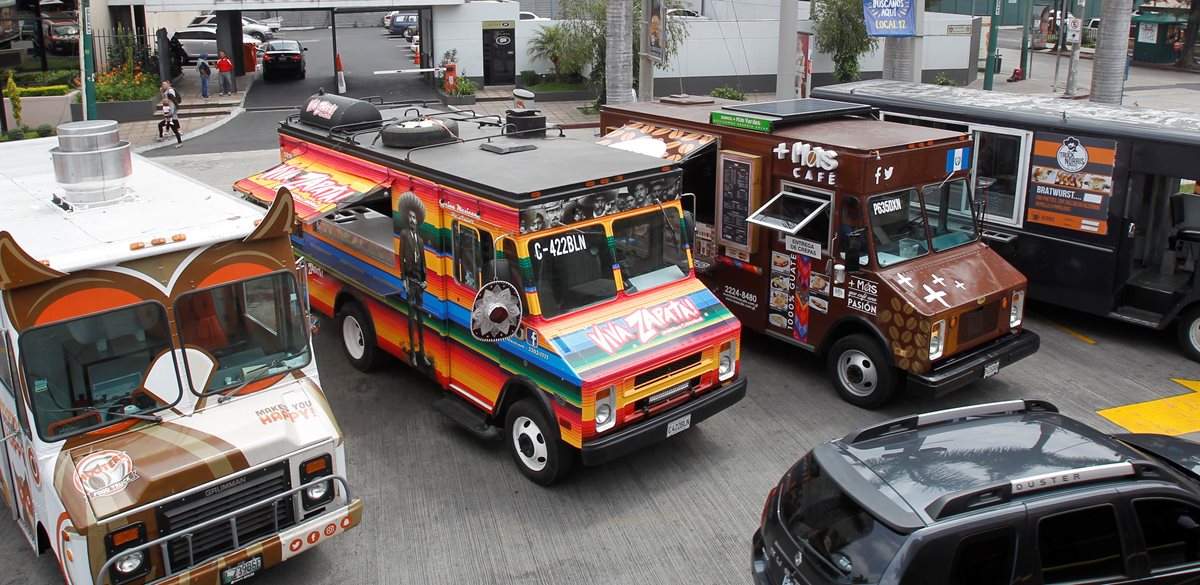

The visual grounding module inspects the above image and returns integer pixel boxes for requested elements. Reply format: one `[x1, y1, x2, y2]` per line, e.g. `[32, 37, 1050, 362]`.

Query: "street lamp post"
[983, 0, 1002, 89]
[78, 0, 97, 120]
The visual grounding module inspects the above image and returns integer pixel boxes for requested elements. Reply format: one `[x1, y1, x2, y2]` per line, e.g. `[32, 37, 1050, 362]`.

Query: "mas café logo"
[74, 450, 138, 498]
[1056, 136, 1089, 173]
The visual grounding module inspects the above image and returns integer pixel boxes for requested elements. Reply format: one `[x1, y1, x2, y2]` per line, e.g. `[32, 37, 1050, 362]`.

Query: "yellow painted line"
[1098, 378, 1200, 436]
[1036, 314, 1097, 345]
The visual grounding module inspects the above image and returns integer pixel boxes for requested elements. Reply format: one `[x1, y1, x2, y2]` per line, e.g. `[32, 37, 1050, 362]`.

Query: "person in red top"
[216, 51, 234, 96]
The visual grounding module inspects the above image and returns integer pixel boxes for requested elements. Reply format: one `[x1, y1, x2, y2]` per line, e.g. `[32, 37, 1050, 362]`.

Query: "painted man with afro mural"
[397, 191, 431, 368]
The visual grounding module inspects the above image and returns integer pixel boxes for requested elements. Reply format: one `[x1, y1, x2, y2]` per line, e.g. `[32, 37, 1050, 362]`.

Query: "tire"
[298, 67, 306, 79]
[251, 31, 266, 42]
[827, 334, 898, 409]
[337, 301, 382, 372]
[1177, 306, 1200, 362]
[380, 118, 460, 148]
[505, 398, 574, 485]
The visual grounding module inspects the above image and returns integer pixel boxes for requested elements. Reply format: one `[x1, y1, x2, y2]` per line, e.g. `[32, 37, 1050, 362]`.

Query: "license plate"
[983, 360, 1000, 378]
[666, 414, 692, 437]
[220, 555, 262, 585]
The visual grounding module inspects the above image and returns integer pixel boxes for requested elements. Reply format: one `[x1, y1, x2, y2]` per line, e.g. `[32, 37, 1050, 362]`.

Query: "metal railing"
[93, 475, 352, 585]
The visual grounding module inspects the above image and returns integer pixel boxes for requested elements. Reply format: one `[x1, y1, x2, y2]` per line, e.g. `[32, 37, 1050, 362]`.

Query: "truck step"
[433, 397, 500, 440]
[1108, 306, 1165, 328]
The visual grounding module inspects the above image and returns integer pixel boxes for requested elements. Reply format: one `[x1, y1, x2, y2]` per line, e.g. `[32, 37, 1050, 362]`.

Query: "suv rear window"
[779, 452, 906, 582]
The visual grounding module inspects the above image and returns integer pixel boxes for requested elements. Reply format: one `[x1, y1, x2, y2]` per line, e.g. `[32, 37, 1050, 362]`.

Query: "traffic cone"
[413, 51, 420, 66]
[336, 53, 347, 94]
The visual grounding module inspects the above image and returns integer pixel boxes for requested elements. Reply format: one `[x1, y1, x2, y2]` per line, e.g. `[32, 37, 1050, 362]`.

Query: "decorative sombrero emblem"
[470, 281, 523, 341]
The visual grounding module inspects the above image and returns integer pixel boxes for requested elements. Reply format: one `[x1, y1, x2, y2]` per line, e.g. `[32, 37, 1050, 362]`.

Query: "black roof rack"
[845, 399, 1058, 444]
[925, 460, 1173, 521]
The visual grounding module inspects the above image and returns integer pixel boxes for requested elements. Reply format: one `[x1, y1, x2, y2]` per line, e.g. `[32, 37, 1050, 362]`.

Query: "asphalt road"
[7, 100, 1200, 585]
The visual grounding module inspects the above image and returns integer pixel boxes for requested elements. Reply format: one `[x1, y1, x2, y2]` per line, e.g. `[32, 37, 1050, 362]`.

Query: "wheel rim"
[342, 315, 366, 360]
[1189, 318, 1200, 351]
[511, 415, 548, 472]
[837, 349, 878, 398]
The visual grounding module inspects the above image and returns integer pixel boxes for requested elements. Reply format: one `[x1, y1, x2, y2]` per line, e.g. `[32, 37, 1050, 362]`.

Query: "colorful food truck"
[601, 96, 1039, 408]
[813, 80, 1200, 362]
[0, 121, 360, 585]
[235, 94, 746, 485]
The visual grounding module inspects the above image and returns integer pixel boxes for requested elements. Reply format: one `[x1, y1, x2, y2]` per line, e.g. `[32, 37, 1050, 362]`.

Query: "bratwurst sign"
[1025, 132, 1117, 236]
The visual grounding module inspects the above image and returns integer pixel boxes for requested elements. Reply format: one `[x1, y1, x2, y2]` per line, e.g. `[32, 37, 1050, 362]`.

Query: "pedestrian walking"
[196, 53, 212, 99]
[159, 80, 179, 105]
[156, 98, 182, 148]
[216, 51, 234, 96]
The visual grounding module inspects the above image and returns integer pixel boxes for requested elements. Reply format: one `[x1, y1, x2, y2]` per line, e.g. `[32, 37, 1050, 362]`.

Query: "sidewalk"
[123, 71, 250, 152]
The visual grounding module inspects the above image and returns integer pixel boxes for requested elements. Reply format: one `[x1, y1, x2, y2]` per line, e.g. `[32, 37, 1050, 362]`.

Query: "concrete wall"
[430, 2, 521, 85]
[4, 93, 76, 130]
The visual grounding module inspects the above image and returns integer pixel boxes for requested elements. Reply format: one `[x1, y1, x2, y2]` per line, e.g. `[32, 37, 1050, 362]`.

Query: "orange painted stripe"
[1033, 140, 1116, 166]
[35, 289, 142, 325]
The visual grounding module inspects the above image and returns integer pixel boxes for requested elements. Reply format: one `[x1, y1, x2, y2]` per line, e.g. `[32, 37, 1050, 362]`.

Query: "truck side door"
[447, 220, 502, 409]
[0, 328, 37, 547]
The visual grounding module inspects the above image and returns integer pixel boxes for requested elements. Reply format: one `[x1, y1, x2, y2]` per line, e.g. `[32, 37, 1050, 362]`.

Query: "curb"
[133, 104, 246, 154]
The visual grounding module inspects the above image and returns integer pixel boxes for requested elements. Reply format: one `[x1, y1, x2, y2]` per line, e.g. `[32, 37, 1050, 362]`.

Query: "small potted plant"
[440, 76, 477, 106]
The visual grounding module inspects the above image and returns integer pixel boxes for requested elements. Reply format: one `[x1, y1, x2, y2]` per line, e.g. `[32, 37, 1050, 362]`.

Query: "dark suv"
[753, 400, 1200, 585]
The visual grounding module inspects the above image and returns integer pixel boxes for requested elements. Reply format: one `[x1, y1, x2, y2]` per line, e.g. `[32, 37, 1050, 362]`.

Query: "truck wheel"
[1177, 306, 1200, 363]
[505, 398, 573, 485]
[380, 118, 460, 149]
[337, 301, 382, 372]
[827, 334, 897, 409]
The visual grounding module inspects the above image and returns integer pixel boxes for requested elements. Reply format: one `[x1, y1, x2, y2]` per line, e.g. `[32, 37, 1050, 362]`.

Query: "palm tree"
[1089, 0, 1136, 104]
[606, 0, 634, 104]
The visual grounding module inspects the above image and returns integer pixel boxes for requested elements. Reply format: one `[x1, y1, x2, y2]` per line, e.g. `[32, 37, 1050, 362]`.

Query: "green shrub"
[7, 85, 71, 97]
[933, 72, 957, 86]
[448, 77, 477, 97]
[36, 124, 54, 137]
[6, 128, 25, 141]
[710, 86, 746, 101]
[11, 70, 77, 87]
[520, 69, 540, 87]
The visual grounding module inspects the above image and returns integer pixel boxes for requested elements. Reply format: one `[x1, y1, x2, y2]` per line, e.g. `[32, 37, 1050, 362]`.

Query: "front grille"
[157, 461, 295, 572]
[958, 301, 1000, 346]
[634, 352, 703, 389]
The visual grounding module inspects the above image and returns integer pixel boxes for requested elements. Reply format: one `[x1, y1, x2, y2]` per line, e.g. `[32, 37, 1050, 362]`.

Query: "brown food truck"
[600, 97, 1040, 408]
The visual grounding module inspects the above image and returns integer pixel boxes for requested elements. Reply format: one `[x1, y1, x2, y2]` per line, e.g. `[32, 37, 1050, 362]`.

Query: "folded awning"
[234, 149, 389, 224]
[596, 122, 717, 162]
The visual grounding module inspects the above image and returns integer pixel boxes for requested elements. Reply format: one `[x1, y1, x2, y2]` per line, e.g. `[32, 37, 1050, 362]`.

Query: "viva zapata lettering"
[587, 298, 703, 354]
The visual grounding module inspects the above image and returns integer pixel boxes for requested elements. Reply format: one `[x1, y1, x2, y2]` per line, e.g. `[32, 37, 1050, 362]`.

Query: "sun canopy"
[234, 150, 389, 223]
[596, 122, 717, 161]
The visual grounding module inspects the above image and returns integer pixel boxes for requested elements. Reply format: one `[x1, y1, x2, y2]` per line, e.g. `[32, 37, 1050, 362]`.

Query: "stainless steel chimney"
[50, 120, 133, 207]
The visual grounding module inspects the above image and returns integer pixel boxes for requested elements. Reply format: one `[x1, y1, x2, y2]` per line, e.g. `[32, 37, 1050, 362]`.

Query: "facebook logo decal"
[945, 147, 971, 173]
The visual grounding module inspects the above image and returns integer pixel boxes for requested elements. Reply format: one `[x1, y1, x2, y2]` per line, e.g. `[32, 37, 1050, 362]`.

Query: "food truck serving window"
[868, 189, 930, 267]
[530, 225, 618, 319]
[747, 191, 830, 234]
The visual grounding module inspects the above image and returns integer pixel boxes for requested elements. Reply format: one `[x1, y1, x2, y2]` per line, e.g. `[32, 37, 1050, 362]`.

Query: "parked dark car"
[260, 39, 306, 80]
[42, 19, 78, 55]
[387, 12, 417, 39]
[753, 399, 1200, 585]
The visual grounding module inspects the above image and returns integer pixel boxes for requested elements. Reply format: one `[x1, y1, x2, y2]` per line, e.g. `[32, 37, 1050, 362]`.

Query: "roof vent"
[50, 120, 132, 208]
[480, 140, 537, 155]
[300, 91, 382, 129]
[505, 108, 546, 138]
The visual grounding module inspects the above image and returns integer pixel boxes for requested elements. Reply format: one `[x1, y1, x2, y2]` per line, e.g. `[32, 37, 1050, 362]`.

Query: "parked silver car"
[171, 26, 261, 63]
[188, 15, 274, 42]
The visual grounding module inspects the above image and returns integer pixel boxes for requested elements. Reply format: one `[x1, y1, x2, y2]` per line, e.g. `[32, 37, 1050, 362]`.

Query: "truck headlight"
[300, 454, 334, 509]
[718, 340, 738, 382]
[1010, 290, 1025, 328]
[114, 551, 145, 575]
[929, 319, 946, 361]
[595, 386, 616, 432]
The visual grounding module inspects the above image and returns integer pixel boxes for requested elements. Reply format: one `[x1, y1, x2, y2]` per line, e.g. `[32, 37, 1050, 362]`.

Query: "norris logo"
[586, 298, 703, 355]
[256, 400, 317, 425]
[73, 450, 138, 498]
[259, 164, 357, 204]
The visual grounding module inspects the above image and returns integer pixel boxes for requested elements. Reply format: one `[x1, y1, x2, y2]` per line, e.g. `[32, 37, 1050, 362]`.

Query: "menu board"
[1026, 132, 1118, 236]
[716, 150, 761, 253]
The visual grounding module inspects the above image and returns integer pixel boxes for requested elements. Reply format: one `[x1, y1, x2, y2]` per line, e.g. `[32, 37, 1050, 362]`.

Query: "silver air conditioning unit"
[50, 120, 133, 208]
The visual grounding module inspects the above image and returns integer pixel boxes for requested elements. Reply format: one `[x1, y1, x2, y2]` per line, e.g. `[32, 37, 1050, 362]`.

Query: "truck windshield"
[868, 189, 930, 267]
[175, 272, 311, 394]
[922, 179, 979, 252]
[529, 224, 618, 319]
[613, 207, 690, 294]
[21, 302, 177, 440]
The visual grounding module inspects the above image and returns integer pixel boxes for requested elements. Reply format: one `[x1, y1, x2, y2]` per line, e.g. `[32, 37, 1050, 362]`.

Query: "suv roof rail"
[845, 399, 1058, 444]
[925, 461, 1171, 521]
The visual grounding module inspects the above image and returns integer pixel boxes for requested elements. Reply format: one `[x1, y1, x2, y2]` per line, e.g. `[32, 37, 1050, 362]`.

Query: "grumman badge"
[470, 281, 523, 341]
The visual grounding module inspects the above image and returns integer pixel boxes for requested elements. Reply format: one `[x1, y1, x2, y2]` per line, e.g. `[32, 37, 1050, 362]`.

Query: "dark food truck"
[815, 80, 1200, 360]
[601, 97, 1039, 408]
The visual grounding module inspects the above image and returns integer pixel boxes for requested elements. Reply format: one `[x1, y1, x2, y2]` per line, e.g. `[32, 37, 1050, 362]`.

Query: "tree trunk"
[882, 37, 915, 80]
[1178, 3, 1199, 70]
[606, 0, 634, 105]
[1089, 0, 1135, 105]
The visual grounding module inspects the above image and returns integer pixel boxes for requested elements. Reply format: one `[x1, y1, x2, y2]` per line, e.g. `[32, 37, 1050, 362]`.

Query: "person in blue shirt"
[196, 53, 212, 99]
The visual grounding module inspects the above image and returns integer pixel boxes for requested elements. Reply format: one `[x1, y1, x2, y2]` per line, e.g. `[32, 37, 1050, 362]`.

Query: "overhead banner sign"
[1026, 132, 1118, 236]
[646, 0, 666, 63]
[863, 0, 916, 37]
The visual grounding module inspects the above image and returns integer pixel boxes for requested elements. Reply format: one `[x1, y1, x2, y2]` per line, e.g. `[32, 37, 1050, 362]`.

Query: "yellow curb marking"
[1098, 378, 1200, 436]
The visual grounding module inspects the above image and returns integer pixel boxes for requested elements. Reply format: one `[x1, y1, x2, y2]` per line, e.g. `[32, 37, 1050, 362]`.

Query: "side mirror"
[682, 211, 697, 248]
[485, 258, 514, 286]
[302, 47, 308, 51]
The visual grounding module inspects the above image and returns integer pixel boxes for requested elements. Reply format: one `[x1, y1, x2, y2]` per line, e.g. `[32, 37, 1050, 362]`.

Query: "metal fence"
[91, 26, 157, 75]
